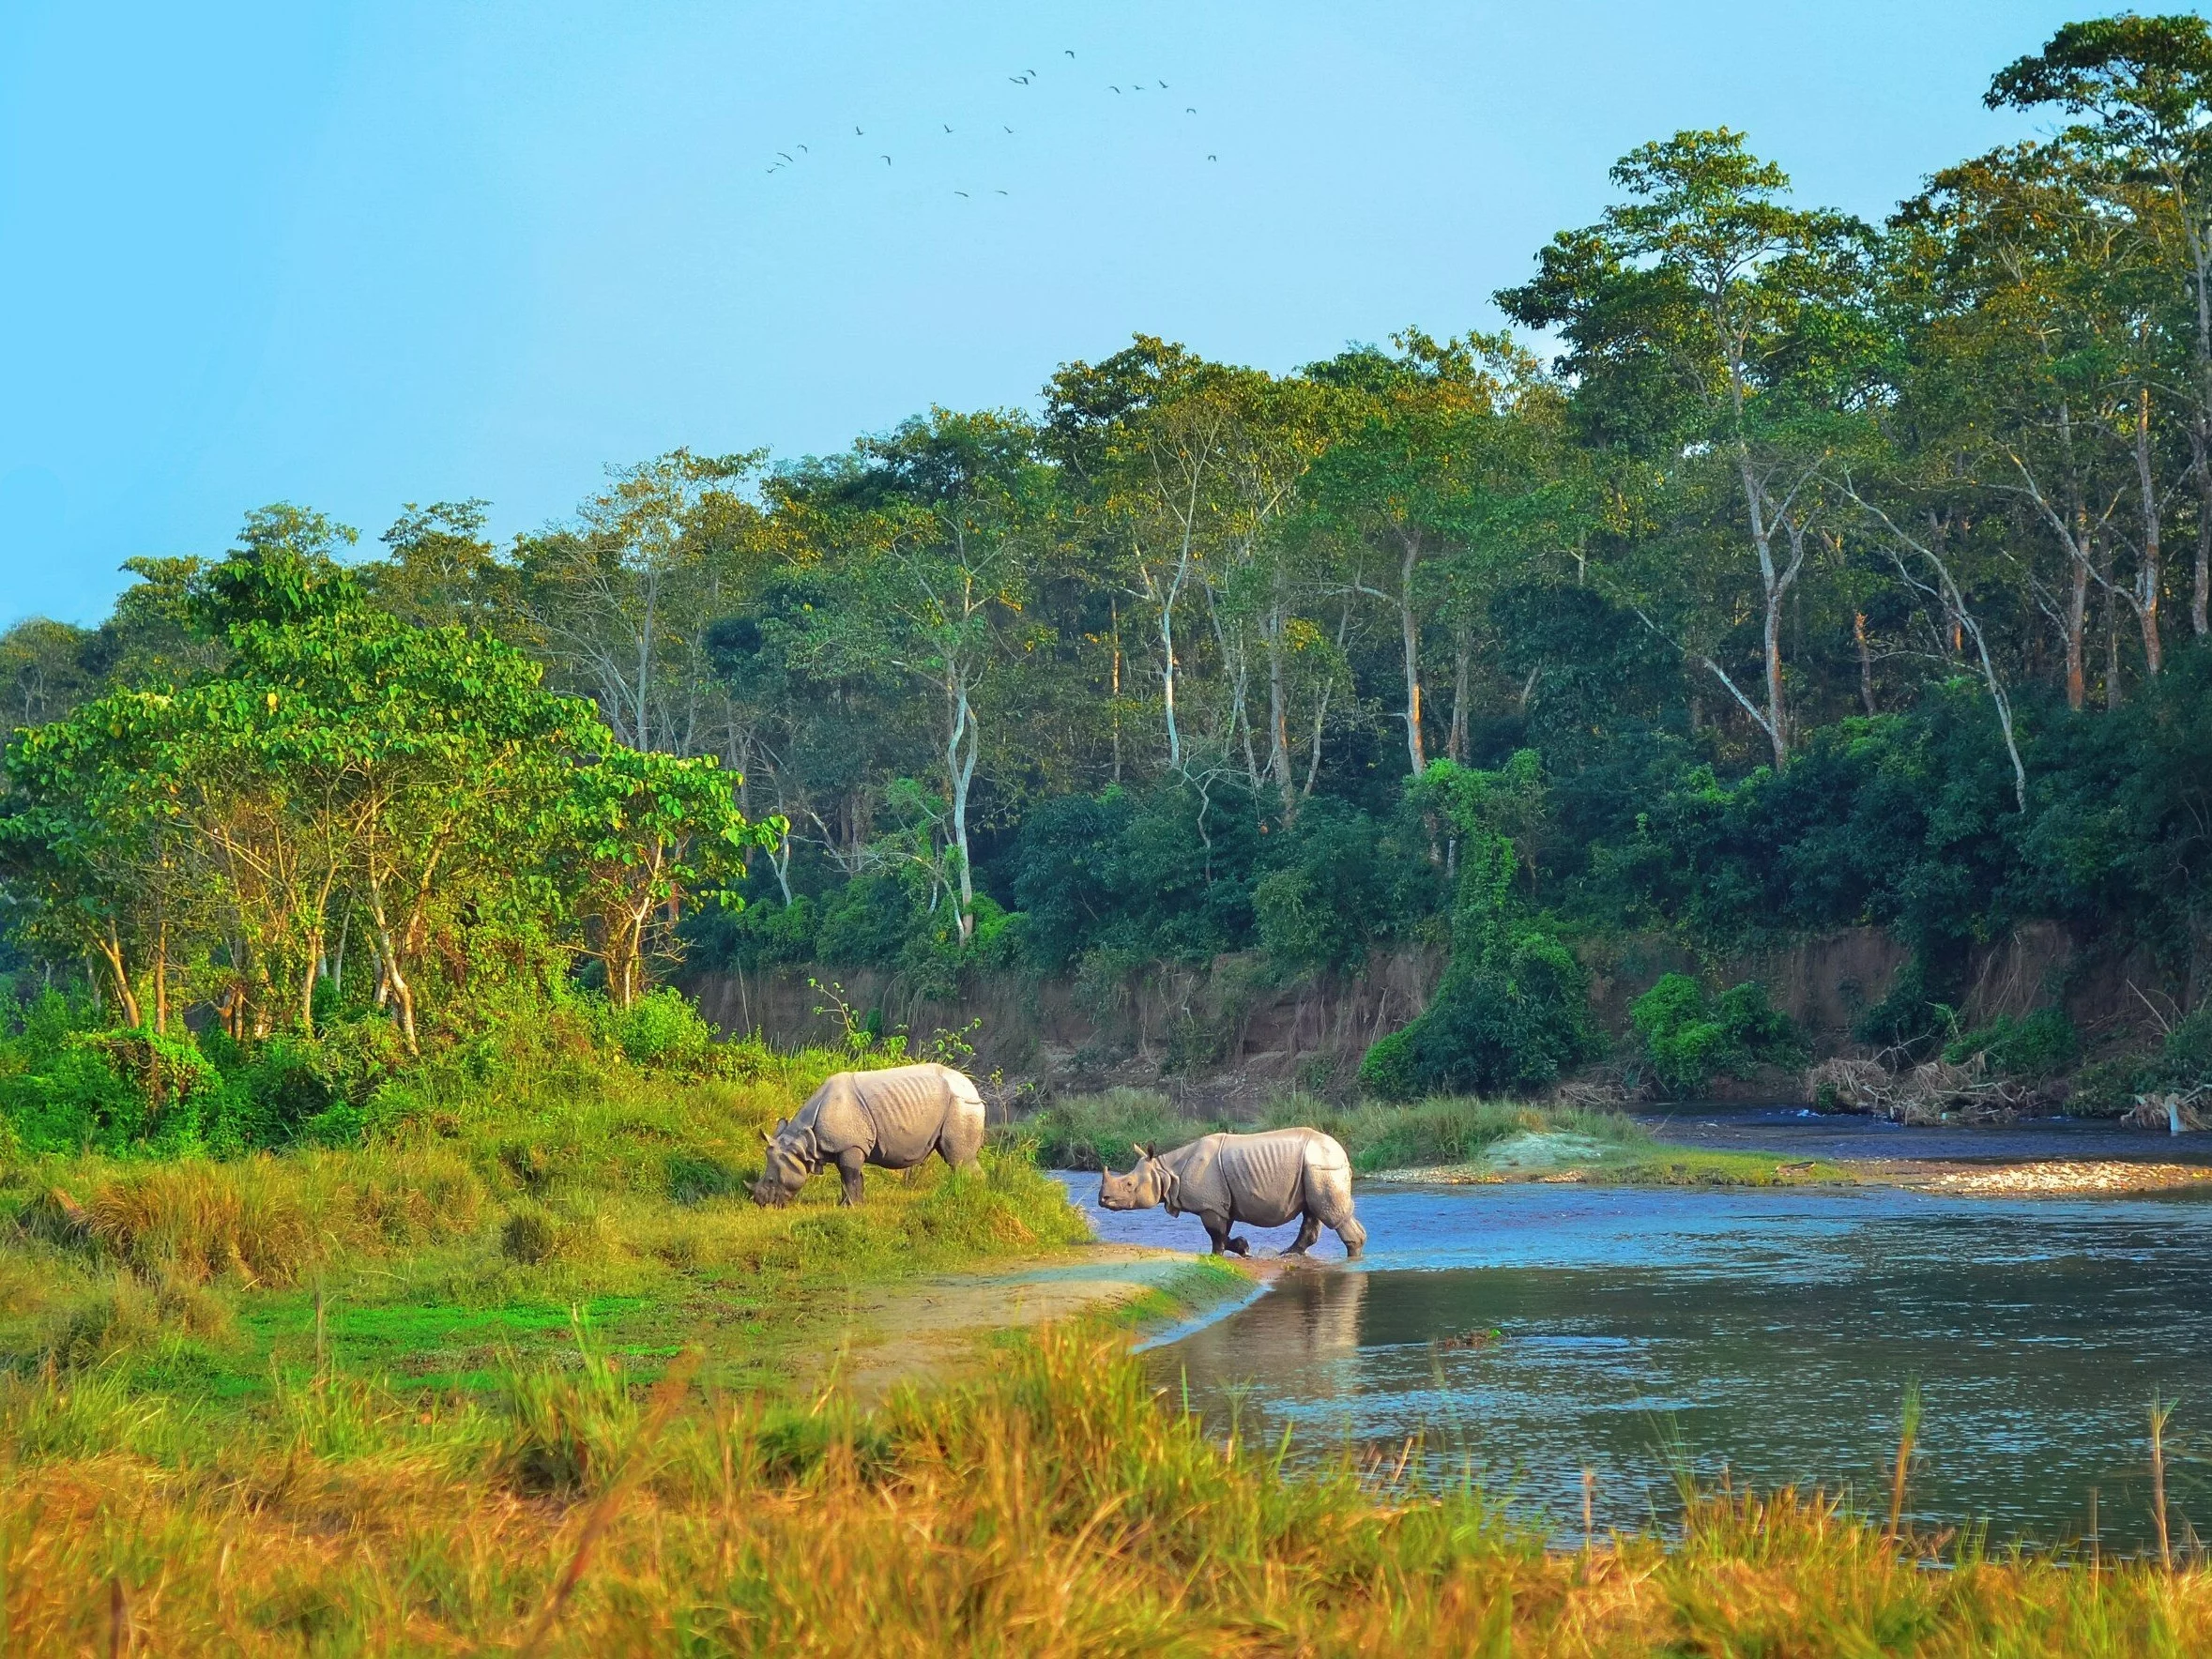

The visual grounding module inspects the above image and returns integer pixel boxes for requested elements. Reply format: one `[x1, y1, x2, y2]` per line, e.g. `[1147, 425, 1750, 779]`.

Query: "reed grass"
[0, 1329, 2202, 1654]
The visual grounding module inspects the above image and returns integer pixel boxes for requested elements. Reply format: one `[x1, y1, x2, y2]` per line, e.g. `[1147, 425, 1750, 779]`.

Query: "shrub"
[500, 1207, 557, 1265]
[604, 987, 717, 1069]
[2068, 1006, 2212, 1116]
[1632, 974, 1797, 1097]
[1943, 1008, 2079, 1080]
[666, 1151, 740, 1204]
[84, 1164, 316, 1286]
[1356, 1029, 1418, 1102]
[1364, 931, 1594, 1100]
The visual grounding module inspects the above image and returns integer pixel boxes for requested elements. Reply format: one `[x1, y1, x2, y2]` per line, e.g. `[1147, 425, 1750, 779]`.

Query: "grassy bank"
[3, 1327, 2201, 1653]
[0, 1038, 1085, 1405]
[1015, 1089, 1853, 1186]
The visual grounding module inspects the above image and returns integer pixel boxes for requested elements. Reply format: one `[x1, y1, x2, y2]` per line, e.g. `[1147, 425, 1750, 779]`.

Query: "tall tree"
[1992, 13, 2212, 641]
[1502, 130, 1876, 767]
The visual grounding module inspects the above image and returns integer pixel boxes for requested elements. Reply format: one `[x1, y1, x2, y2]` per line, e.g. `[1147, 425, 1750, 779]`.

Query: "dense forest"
[8, 16, 2212, 1136]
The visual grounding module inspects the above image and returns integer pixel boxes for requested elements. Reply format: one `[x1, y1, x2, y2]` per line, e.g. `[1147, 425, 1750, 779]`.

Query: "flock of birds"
[762, 48, 1217, 198]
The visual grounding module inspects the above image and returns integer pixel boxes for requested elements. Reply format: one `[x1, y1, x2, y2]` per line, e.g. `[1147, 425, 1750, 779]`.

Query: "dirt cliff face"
[686, 920, 2194, 1104]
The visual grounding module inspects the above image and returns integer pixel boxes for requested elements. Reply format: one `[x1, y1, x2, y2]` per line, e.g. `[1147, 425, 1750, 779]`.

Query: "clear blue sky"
[1, 0, 2106, 627]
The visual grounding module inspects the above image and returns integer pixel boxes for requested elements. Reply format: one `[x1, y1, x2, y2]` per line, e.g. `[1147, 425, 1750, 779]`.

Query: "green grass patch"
[1588, 1147, 1859, 1187]
[0, 1039, 1092, 1418]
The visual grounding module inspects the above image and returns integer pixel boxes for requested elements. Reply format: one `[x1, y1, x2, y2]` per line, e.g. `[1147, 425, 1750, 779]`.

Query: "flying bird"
[1010, 74, 1029, 84]
[854, 125, 863, 135]
[1003, 125, 1014, 133]
[777, 151, 793, 161]
[943, 123, 953, 132]
[796, 144, 808, 153]
[1158, 80, 1167, 87]
[1109, 84, 1121, 92]
[955, 190, 969, 197]
[1186, 106, 1197, 114]
[881, 154, 892, 164]
[995, 189, 1008, 195]
[1064, 48, 1075, 56]
[1208, 154, 1217, 161]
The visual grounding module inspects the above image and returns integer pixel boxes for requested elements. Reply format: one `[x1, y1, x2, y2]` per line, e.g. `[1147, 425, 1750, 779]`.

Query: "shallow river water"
[1055, 1171, 2212, 1549]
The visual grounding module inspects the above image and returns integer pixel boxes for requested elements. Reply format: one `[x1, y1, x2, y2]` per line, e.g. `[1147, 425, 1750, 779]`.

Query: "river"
[1055, 1129, 2212, 1551]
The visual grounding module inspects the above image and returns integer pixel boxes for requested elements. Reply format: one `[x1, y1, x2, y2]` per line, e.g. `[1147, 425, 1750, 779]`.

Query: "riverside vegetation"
[0, 1012, 2204, 1652]
[9, 12, 2212, 1651]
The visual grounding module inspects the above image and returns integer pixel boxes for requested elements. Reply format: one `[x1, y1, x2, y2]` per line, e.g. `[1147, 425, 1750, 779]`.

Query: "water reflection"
[1167, 1268, 1368, 1408]
[1060, 1176, 2212, 1550]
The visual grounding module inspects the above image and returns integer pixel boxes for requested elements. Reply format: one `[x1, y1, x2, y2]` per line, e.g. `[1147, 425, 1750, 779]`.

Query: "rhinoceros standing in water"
[751, 1062, 986, 1207]
[1098, 1128, 1365, 1257]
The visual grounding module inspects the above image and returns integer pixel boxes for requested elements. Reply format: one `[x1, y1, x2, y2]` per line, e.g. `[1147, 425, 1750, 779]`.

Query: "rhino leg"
[1286, 1212, 1322, 1256]
[1333, 1214, 1366, 1257]
[1303, 1158, 1365, 1258]
[834, 1148, 867, 1207]
[1200, 1213, 1248, 1256]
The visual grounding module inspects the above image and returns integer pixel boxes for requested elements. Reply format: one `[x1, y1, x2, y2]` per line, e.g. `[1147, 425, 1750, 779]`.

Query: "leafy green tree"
[369, 500, 518, 638]
[519, 450, 771, 760]
[559, 746, 776, 1006]
[1992, 12, 2212, 641]
[1502, 130, 1878, 767]
[0, 618, 93, 731]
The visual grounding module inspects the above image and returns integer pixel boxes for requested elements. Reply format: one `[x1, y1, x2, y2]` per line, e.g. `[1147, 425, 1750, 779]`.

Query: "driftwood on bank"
[1806, 1055, 2029, 1125]
[2121, 1088, 2212, 1133]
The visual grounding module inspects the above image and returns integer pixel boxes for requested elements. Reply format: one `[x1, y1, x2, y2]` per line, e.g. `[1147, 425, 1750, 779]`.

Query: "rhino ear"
[760, 1127, 775, 1145]
[1137, 1142, 1155, 1160]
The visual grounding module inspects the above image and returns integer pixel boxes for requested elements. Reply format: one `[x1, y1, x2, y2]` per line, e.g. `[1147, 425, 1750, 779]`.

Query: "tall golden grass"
[0, 1330, 2204, 1655]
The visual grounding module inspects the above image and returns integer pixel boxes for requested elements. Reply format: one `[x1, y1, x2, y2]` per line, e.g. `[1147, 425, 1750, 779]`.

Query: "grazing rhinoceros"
[751, 1062, 987, 1207]
[1098, 1128, 1365, 1258]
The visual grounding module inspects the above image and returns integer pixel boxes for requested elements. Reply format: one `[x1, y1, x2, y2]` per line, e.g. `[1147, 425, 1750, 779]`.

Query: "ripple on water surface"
[1054, 1173, 2212, 1549]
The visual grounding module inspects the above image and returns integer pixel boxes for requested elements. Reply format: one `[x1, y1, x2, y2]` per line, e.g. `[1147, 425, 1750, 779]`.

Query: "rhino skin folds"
[752, 1062, 987, 1207]
[1098, 1128, 1366, 1258]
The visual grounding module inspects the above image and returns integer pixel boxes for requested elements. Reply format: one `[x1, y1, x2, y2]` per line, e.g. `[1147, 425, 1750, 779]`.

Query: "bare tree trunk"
[1156, 579, 1182, 771]
[366, 886, 418, 1054]
[2191, 425, 2212, 638]
[97, 925, 142, 1028]
[946, 669, 978, 943]
[2063, 401, 2092, 709]
[1395, 530, 1426, 774]
[1264, 602, 1294, 816]
[1855, 611, 1877, 716]
[1303, 602, 1351, 798]
[1448, 624, 1472, 762]
[2066, 540, 2090, 711]
[1756, 517, 1808, 769]
[2105, 583, 2124, 711]
[2134, 386, 2166, 677]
